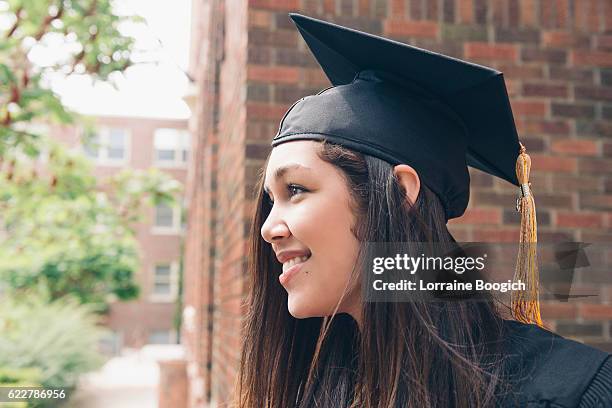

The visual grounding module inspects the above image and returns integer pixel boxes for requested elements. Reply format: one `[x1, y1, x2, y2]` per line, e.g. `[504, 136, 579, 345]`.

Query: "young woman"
[235, 14, 611, 408]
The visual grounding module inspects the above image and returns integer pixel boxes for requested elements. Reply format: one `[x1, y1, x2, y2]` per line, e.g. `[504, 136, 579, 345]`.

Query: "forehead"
[264, 140, 322, 182]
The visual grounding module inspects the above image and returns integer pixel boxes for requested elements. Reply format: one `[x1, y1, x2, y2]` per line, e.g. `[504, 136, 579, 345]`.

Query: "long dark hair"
[236, 141, 508, 407]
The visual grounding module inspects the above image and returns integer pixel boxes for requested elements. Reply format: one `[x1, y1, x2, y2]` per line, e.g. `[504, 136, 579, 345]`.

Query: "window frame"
[147, 329, 177, 344]
[82, 126, 131, 166]
[152, 128, 190, 168]
[150, 261, 179, 302]
[152, 204, 183, 235]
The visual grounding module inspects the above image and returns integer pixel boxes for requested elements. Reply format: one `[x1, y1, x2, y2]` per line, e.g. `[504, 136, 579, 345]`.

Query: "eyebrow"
[263, 163, 312, 193]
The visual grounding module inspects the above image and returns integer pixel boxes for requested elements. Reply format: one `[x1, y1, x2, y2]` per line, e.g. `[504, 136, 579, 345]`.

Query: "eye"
[287, 183, 308, 198]
[264, 184, 308, 206]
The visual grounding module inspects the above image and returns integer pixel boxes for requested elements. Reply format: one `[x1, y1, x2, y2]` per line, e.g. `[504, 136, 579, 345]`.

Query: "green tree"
[1, 0, 140, 152]
[0, 0, 183, 309]
[0, 142, 181, 309]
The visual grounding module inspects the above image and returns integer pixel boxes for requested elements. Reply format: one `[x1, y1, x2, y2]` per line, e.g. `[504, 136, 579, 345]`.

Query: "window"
[151, 262, 178, 301]
[155, 204, 174, 228]
[148, 330, 176, 344]
[99, 331, 123, 356]
[83, 127, 129, 164]
[153, 128, 189, 166]
[153, 204, 183, 233]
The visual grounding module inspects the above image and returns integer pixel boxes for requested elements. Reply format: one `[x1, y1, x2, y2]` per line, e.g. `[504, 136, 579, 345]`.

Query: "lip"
[279, 257, 309, 286]
[275, 249, 311, 264]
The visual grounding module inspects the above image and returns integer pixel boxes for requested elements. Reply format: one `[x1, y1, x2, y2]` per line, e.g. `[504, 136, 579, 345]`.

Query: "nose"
[261, 206, 290, 243]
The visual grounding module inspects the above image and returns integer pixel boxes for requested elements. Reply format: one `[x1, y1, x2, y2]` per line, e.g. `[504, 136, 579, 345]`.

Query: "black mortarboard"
[272, 13, 521, 221]
[271, 14, 543, 327]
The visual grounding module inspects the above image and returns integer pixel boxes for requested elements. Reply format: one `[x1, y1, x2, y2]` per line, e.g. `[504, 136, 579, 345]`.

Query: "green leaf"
[0, 64, 16, 84]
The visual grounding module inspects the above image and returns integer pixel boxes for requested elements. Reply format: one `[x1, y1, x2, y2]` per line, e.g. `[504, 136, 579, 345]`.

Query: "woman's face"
[261, 140, 361, 320]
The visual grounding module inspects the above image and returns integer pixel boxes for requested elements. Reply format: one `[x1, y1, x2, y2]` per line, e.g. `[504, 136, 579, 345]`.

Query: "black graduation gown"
[500, 320, 611, 407]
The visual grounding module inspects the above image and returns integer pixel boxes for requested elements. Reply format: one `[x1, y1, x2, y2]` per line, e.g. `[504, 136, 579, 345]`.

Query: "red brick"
[358, 0, 370, 15]
[539, 0, 569, 29]
[458, 0, 474, 23]
[464, 42, 518, 61]
[595, 35, 612, 51]
[511, 100, 548, 117]
[582, 232, 612, 242]
[605, 212, 612, 228]
[530, 154, 577, 172]
[556, 212, 603, 228]
[540, 0, 555, 28]
[447, 226, 471, 241]
[246, 102, 289, 121]
[550, 140, 599, 156]
[323, 0, 334, 14]
[426, 0, 439, 20]
[473, 228, 520, 242]
[474, 191, 517, 207]
[542, 31, 585, 47]
[520, 136, 546, 152]
[391, 0, 406, 16]
[571, 50, 612, 67]
[302, 67, 331, 87]
[523, 119, 570, 135]
[248, 0, 299, 11]
[247, 65, 299, 84]
[248, 10, 272, 28]
[522, 48, 567, 64]
[604, 142, 612, 157]
[499, 64, 544, 80]
[473, 0, 486, 23]
[523, 83, 568, 98]
[489, 0, 503, 25]
[606, 0, 612, 31]
[549, 67, 594, 83]
[339, 0, 355, 15]
[449, 208, 501, 225]
[520, 0, 538, 26]
[250, 28, 297, 47]
[575, 86, 612, 102]
[384, 19, 439, 38]
[574, 0, 601, 32]
[580, 304, 612, 320]
[580, 194, 612, 210]
[551, 103, 596, 119]
[579, 159, 612, 174]
[555, 0, 569, 28]
[536, 193, 573, 208]
[540, 303, 578, 319]
[505, 79, 520, 97]
[508, 0, 520, 26]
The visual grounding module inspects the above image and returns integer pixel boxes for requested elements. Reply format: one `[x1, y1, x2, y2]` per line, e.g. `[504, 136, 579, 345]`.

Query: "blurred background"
[1, 0, 611, 407]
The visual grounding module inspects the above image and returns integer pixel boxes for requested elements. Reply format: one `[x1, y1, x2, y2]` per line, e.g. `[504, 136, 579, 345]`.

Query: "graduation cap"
[271, 13, 541, 327]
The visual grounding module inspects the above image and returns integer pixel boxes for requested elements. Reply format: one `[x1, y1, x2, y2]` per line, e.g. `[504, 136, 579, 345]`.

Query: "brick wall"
[184, 1, 612, 406]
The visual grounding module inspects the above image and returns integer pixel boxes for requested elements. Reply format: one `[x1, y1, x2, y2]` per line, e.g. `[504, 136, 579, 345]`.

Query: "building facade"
[51, 115, 189, 350]
[183, 1, 612, 407]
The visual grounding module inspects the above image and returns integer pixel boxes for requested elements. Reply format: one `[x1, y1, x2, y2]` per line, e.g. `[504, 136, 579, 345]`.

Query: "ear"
[393, 164, 420, 205]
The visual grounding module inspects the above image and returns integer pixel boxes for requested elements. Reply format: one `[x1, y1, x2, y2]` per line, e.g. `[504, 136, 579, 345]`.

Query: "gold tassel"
[511, 142, 543, 327]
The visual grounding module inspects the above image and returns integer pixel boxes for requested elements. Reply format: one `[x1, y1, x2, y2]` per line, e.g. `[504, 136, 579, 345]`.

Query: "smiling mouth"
[282, 255, 310, 272]
[279, 254, 311, 285]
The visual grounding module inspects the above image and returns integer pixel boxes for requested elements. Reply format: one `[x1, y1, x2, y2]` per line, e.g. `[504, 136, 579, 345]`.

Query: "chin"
[287, 294, 321, 319]
[287, 300, 311, 319]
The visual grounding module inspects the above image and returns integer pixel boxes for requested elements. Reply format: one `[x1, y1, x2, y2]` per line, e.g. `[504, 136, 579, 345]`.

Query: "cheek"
[284, 192, 361, 318]
[302, 196, 359, 286]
